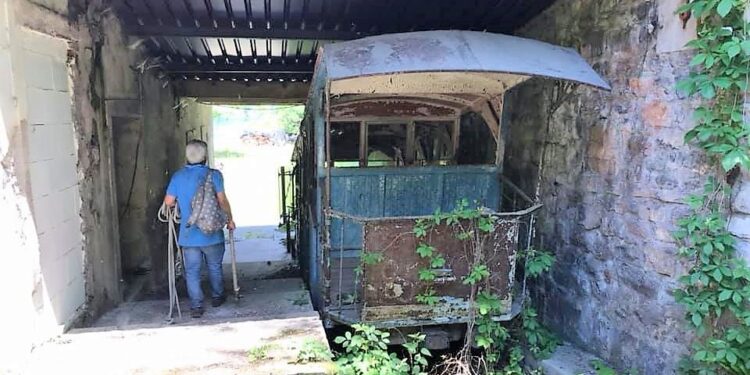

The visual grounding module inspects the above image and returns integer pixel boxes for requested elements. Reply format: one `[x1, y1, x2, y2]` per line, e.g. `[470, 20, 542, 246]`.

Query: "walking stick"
[229, 229, 241, 301]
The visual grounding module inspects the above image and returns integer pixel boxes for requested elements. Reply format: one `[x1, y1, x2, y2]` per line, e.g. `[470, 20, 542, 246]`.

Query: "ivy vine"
[413, 200, 557, 374]
[675, 0, 750, 373]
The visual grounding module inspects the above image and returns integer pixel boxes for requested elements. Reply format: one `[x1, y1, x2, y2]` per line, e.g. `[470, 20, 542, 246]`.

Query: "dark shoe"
[190, 307, 204, 318]
[211, 295, 226, 308]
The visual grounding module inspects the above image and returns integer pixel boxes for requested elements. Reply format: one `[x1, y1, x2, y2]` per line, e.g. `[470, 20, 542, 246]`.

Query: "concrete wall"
[0, 0, 199, 370]
[98, 15, 181, 292]
[503, 0, 702, 372]
[177, 99, 214, 166]
[23, 28, 85, 332]
[0, 1, 46, 372]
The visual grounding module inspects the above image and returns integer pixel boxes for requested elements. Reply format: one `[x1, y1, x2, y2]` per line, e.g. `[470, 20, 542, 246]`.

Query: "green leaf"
[716, 0, 733, 17]
[721, 149, 749, 171]
[742, 40, 750, 56]
[712, 268, 724, 282]
[719, 289, 733, 301]
[727, 44, 741, 59]
[732, 291, 742, 305]
[699, 83, 715, 99]
[726, 350, 737, 364]
[690, 53, 707, 66]
[692, 313, 702, 327]
[416, 243, 434, 258]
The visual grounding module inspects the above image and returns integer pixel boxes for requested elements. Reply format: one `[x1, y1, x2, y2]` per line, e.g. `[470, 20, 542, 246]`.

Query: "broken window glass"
[367, 123, 407, 167]
[415, 121, 454, 166]
[330, 122, 360, 168]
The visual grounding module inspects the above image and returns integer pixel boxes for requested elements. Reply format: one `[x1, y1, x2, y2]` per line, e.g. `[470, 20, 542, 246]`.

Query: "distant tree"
[277, 106, 305, 135]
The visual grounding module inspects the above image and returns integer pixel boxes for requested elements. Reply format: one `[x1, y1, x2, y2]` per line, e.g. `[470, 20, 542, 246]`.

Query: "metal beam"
[164, 62, 313, 74]
[125, 25, 365, 40]
[173, 80, 310, 104]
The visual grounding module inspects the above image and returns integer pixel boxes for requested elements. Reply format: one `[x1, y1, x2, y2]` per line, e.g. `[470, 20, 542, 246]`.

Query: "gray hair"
[185, 139, 208, 164]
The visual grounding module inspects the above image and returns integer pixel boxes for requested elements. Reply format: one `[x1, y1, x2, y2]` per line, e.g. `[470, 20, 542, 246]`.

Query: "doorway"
[212, 105, 303, 277]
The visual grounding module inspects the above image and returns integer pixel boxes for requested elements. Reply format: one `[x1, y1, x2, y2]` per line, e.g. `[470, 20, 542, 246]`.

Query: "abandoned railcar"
[292, 30, 609, 330]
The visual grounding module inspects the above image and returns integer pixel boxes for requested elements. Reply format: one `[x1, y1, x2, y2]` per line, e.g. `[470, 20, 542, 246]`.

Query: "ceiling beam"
[125, 25, 365, 40]
[174, 80, 310, 104]
[163, 62, 313, 74]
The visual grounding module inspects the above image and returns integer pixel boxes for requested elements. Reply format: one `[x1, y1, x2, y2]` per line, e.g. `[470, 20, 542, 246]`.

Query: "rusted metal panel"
[331, 99, 458, 120]
[360, 218, 518, 325]
[322, 30, 611, 92]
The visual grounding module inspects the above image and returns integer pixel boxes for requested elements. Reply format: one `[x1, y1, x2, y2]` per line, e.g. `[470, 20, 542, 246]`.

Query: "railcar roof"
[319, 30, 610, 95]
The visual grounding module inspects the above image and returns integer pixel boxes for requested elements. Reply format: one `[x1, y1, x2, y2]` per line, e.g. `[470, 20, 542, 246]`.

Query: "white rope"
[158, 203, 182, 322]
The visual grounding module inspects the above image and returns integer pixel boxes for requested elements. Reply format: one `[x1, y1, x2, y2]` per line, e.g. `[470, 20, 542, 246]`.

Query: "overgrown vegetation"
[328, 200, 557, 374]
[214, 105, 304, 136]
[674, 0, 750, 373]
[297, 338, 334, 363]
[412, 200, 557, 374]
[333, 324, 431, 375]
[214, 148, 245, 159]
[246, 343, 278, 362]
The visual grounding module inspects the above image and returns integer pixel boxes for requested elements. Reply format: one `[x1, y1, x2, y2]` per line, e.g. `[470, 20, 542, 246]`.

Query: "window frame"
[328, 116, 464, 168]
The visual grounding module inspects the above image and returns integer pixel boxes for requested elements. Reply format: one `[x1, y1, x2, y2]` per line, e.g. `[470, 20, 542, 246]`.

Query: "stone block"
[57, 218, 83, 256]
[656, 0, 697, 53]
[39, 249, 67, 298]
[735, 239, 750, 263]
[64, 248, 84, 285]
[25, 88, 72, 125]
[51, 61, 69, 92]
[642, 101, 669, 128]
[644, 244, 677, 277]
[55, 185, 80, 223]
[733, 179, 750, 215]
[28, 122, 74, 162]
[23, 51, 55, 91]
[729, 214, 750, 240]
[31, 193, 54, 234]
[29, 159, 53, 199]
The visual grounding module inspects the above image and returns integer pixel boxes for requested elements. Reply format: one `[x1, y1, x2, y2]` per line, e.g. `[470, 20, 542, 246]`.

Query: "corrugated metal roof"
[114, 0, 558, 83]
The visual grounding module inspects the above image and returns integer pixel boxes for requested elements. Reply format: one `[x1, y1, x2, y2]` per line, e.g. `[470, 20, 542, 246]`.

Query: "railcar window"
[415, 121, 454, 166]
[330, 122, 360, 168]
[456, 112, 497, 165]
[367, 123, 408, 167]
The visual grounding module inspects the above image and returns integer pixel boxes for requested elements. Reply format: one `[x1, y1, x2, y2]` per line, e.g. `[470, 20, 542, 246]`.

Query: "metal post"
[280, 166, 292, 254]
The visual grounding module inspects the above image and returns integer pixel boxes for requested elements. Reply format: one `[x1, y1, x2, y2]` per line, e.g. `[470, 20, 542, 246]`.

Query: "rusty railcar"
[292, 30, 609, 331]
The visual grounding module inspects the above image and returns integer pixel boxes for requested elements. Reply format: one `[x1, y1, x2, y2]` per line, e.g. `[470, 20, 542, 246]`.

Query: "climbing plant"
[674, 0, 750, 373]
[413, 200, 557, 374]
[333, 324, 431, 375]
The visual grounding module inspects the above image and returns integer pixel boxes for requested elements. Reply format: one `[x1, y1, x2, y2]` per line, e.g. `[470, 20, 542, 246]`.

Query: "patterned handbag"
[186, 169, 228, 234]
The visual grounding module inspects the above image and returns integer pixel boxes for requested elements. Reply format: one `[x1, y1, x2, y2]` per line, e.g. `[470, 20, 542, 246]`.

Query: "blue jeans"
[183, 243, 225, 309]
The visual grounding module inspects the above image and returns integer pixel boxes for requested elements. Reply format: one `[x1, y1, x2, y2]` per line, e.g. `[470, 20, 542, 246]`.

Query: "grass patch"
[246, 343, 278, 362]
[289, 292, 309, 306]
[215, 149, 245, 159]
[296, 339, 332, 363]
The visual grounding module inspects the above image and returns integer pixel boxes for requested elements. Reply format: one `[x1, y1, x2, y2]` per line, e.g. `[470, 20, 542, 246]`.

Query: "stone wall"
[503, 0, 704, 372]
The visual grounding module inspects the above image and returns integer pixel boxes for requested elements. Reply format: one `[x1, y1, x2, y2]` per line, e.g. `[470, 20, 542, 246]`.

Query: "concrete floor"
[227, 226, 290, 264]
[26, 278, 332, 375]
